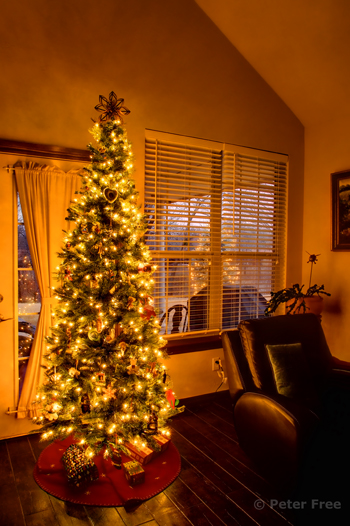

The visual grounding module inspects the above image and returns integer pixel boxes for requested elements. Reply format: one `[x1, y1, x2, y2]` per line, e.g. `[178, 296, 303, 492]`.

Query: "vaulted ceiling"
[195, 0, 350, 128]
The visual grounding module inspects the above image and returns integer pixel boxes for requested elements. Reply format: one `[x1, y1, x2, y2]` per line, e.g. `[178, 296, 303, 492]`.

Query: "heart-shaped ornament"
[103, 187, 118, 203]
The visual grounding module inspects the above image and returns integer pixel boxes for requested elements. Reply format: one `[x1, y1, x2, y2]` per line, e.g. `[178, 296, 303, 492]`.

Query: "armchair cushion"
[238, 314, 333, 393]
[266, 343, 319, 405]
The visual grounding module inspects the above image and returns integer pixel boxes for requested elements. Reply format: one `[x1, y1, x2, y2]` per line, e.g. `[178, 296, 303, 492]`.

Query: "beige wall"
[304, 118, 350, 360]
[0, 0, 304, 435]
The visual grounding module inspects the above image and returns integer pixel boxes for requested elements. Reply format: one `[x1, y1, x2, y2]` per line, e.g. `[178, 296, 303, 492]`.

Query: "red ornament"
[141, 304, 156, 320]
[64, 268, 73, 281]
[138, 264, 152, 274]
[166, 389, 176, 408]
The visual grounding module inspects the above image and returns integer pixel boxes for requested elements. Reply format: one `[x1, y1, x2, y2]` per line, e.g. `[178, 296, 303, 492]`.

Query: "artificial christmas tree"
[33, 92, 184, 471]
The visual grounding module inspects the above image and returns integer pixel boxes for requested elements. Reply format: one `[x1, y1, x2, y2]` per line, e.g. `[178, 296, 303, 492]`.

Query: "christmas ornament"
[105, 328, 115, 343]
[103, 187, 118, 203]
[94, 91, 131, 124]
[127, 297, 135, 310]
[118, 341, 127, 356]
[42, 410, 58, 421]
[127, 358, 139, 375]
[138, 263, 152, 273]
[111, 449, 122, 470]
[64, 268, 72, 281]
[42, 403, 59, 421]
[102, 384, 117, 399]
[140, 303, 156, 320]
[68, 367, 80, 378]
[50, 367, 60, 382]
[96, 319, 103, 333]
[93, 223, 101, 234]
[96, 371, 106, 386]
[81, 394, 91, 414]
[66, 241, 72, 250]
[147, 362, 158, 377]
[166, 389, 176, 408]
[144, 412, 158, 435]
[88, 329, 101, 342]
[115, 323, 123, 337]
[81, 223, 88, 234]
[95, 242, 103, 257]
[90, 276, 99, 289]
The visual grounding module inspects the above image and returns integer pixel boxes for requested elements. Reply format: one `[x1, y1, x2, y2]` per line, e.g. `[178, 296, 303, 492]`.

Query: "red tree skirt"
[34, 436, 181, 507]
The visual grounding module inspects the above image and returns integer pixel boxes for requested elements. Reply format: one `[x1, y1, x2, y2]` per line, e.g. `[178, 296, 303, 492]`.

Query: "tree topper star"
[94, 91, 130, 124]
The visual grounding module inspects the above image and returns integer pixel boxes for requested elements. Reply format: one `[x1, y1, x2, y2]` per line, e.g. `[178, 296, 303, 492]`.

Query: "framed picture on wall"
[331, 169, 350, 251]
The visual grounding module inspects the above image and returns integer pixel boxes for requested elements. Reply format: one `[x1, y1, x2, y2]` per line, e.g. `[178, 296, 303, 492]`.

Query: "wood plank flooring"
[0, 390, 328, 526]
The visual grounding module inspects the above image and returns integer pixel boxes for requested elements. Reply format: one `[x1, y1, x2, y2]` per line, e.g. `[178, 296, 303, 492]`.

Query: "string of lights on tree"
[33, 92, 184, 464]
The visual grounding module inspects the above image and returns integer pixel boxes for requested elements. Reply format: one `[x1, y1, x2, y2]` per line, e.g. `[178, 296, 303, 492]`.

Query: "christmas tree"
[33, 92, 184, 464]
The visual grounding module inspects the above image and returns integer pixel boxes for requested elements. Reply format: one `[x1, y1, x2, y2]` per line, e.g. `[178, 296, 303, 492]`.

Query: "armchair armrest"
[332, 355, 350, 371]
[234, 391, 319, 487]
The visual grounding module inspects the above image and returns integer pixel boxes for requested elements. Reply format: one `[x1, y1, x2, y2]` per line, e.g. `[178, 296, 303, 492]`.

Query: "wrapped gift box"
[123, 460, 145, 486]
[125, 442, 154, 465]
[61, 444, 99, 487]
[153, 433, 171, 452]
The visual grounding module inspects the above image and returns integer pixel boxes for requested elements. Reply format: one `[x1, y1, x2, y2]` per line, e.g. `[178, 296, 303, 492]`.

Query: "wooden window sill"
[163, 334, 223, 355]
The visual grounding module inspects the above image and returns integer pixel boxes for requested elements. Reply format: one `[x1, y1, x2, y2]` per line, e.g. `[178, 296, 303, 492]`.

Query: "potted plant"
[265, 253, 331, 317]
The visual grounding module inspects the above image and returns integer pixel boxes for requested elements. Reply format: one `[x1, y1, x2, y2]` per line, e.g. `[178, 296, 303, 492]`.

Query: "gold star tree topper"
[94, 91, 130, 124]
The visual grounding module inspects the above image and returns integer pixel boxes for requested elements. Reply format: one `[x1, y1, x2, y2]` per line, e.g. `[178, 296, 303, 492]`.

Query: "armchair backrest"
[221, 330, 255, 404]
[238, 313, 333, 395]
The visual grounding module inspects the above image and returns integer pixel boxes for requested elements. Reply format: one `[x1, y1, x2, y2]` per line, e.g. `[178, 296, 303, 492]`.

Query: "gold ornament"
[94, 92, 131, 124]
[103, 187, 118, 203]
[68, 367, 80, 378]
[94, 242, 103, 257]
[102, 384, 117, 399]
[105, 328, 115, 343]
[119, 341, 128, 355]
[96, 319, 103, 333]
[127, 297, 135, 310]
[127, 358, 139, 375]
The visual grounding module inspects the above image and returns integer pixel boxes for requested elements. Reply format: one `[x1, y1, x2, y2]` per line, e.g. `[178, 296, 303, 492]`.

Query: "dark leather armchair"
[222, 314, 350, 490]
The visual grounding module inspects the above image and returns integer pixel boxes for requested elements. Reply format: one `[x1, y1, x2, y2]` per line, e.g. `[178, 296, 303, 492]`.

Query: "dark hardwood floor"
[0, 391, 298, 526]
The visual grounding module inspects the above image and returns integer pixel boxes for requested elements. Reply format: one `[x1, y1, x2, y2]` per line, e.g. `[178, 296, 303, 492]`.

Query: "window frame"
[1, 139, 90, 403]
[144, 130, 288, 354]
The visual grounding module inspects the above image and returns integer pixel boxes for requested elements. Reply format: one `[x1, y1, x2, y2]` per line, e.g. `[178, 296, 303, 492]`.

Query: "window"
[145, 131, 288, 339]
[17, 194, 41, 395]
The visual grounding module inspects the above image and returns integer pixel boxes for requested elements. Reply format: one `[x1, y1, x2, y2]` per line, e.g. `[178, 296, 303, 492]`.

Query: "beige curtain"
[15, 162, 82, 418]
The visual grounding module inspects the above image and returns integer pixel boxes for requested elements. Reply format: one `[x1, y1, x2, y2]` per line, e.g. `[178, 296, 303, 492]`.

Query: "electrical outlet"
[212, 357, 220, 371]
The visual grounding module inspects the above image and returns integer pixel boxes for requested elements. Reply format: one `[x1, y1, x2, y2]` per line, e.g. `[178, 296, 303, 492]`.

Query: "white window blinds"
[145, 131, 288, 337]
